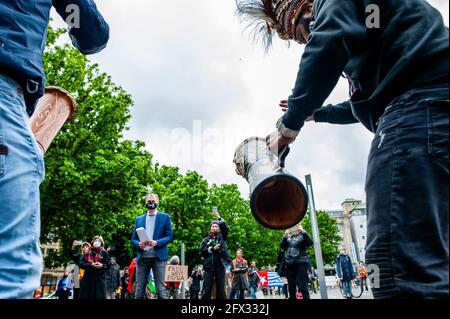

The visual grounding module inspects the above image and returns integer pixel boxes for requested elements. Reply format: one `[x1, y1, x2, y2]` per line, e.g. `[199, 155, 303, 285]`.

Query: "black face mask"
[146, 202, 158, 210]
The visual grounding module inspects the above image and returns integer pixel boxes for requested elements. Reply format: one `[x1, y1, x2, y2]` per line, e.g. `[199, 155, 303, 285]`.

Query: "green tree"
[302, 210, 341, 267]
[41, 27, 153, 268]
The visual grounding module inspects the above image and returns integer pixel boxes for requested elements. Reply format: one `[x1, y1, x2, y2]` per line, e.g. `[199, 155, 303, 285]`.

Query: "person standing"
[237, 0, 448, 299]
[66, 263, 81, 300]
[165, 255, 181, 299]
[105, 257, 121, 299]
[120, 267, 130, 299]
[336, 246, 355, 299]
[0, 0, 109, 299]
[229, 249, 249, 300]
[56, 271, 72, 299]
[131, 194, 174, 299]
[189, 266, 203, 299]
[79, 236, 110, 299]
[281, 224, 313, 299]
[200, 211, 232, 299]
[358, 261, 369, 292]
[248, 261, 261, 299]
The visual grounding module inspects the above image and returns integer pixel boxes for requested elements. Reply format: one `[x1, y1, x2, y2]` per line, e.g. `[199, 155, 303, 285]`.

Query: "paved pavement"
[262, 287, 374, 300]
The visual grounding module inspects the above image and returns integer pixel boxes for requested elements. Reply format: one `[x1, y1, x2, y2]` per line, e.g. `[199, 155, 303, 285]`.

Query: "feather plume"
[235, 0, 283, 51]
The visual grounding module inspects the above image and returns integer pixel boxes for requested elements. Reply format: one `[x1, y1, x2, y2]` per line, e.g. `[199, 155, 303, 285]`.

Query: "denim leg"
[342, 281, 352, 298]
[366, 87, 449, 298]
[250, 286, 257, 299]
[151, 258, 168, 299]
[135, 258, 151, 299]
[0, 75, 45, 299]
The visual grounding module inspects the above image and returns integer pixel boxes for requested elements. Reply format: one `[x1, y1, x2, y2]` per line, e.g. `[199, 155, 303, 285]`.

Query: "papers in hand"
[136, 227, 150, 251]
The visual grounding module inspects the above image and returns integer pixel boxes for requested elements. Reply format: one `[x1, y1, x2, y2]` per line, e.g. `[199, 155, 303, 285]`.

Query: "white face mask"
[93, 241, 101, 248]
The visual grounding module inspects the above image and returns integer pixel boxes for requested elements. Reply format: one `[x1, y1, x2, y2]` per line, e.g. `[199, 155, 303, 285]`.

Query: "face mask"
[146, 202, 158, 210]
[93, 241, 101, 248]
[171, 259, 178, 265]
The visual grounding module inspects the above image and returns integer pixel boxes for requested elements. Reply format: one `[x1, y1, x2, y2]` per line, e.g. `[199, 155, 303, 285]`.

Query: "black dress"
[79, 248, 110, 299]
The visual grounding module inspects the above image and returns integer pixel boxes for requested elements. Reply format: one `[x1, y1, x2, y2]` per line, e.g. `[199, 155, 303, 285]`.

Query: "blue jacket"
[131, 212, 174, 263]
[335, 254, 355, 282]
[0, 0, 109, 114]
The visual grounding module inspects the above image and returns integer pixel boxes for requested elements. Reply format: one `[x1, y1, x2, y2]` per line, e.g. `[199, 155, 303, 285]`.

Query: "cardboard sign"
[165, 265, 189, 282]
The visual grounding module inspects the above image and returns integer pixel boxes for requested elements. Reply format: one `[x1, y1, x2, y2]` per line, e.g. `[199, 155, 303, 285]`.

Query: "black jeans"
[286, 263, 310, 299]
[202, 265, 226, 299]
[366, 85, 449, 298]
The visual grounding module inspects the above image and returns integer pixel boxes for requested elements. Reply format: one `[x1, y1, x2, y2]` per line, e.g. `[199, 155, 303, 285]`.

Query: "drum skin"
[29, 87, 77, 154]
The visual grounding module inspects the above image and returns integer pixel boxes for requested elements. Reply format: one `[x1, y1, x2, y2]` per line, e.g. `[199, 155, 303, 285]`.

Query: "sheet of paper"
[136, 227, 150, 251]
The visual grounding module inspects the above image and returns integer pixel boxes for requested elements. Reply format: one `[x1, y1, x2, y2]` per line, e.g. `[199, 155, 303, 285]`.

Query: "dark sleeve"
[313, 101, 359, 124]
[79, 255, 90, 270]
[131, 218, 140, 250]
[218, 218, 229, 241]
[280, 236, 288, 249]
[102, 251, 111, 270]
[53, 0, 109, 54]
[335, 256, 342, 277]
[200, 238, 212, 257]
[71, 253, 81, 265]
[156, 215, 174, 248]
[301, 231, 314, 248]
[280, 0, 367, 133]
[116, 268, 121, 287]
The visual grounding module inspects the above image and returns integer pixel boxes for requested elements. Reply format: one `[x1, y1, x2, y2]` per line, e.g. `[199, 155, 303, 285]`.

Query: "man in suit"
[131, 194, 173, 299]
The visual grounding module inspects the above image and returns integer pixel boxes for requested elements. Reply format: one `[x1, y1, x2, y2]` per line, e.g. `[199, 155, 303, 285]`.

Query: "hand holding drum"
[233, 137, 308, 230]
[29, 87, 77, 154]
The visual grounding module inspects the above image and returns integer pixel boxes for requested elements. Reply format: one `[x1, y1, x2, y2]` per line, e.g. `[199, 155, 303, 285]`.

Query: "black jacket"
[281, 231, 313, 265]
[282, 0, 449, 133]
[200, 219, 232, 271]
[200, 232, 232, 272]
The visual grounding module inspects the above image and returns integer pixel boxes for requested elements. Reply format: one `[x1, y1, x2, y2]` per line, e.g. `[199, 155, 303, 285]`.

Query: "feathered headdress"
[236, 0, 313, 50]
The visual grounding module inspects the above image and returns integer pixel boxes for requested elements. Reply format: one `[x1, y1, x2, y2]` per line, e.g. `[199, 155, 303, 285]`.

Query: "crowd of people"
[55, 192, 354, 300]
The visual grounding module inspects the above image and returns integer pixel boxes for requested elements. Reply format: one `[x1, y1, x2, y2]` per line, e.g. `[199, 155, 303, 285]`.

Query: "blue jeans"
[135, 257, 168, 299]
[0, 74, 45, 299]
[250, 286, 257, 299]
[366, 85, 449, 298]
[342, 280, 352, 298]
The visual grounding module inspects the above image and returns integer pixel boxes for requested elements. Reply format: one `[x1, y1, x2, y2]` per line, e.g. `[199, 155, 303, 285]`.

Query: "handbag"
[276, 255, 287, 277]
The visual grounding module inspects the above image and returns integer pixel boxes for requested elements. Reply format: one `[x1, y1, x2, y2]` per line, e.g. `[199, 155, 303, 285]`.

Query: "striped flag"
[147, 270, 156, 294]
[267, 272, 284, 288]
[257, 271, 268, 287]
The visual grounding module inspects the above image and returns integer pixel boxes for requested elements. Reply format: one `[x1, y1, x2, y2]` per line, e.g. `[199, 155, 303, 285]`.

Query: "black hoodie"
[282, 0, 449, 134]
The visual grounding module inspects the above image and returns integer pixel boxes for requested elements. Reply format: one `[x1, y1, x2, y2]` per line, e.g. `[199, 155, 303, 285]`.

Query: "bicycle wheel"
[351, 278, 363, 298]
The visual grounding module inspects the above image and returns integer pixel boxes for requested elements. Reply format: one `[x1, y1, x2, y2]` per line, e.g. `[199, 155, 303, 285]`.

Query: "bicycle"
[338, 276, 363, 299]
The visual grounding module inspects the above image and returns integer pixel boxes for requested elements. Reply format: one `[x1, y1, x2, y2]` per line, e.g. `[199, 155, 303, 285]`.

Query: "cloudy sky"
[53, 0, 449, 210]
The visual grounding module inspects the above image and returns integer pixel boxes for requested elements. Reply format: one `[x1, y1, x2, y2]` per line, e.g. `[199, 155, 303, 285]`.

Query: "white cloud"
[51, 0, 448, 210]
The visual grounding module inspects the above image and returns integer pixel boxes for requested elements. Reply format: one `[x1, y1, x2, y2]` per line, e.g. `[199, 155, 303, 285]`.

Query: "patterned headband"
[236, 0, 313, 50]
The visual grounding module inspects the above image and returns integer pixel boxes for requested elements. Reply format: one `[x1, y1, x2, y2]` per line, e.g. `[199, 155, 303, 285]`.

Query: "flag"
[257, 271, 268, 287]
[147, 270, 156, 294]
[267, 271, 284, 288]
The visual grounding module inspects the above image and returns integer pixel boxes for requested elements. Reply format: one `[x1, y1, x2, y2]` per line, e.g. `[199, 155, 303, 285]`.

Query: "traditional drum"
[233, 137, 308, 230]
[29, 87, 77, 153]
